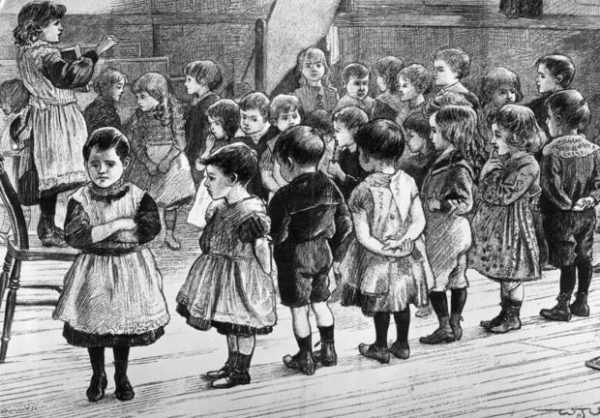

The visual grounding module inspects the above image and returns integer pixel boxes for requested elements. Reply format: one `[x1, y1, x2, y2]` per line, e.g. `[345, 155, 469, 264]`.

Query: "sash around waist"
[29, 95, 77, 109]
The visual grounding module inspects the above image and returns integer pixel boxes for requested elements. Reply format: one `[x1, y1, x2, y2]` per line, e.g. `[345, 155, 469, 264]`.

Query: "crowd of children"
[4, 0, 600, 404]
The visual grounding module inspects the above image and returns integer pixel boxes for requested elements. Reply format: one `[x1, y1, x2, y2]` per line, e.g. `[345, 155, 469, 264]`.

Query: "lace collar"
[89, 179, 129, 202]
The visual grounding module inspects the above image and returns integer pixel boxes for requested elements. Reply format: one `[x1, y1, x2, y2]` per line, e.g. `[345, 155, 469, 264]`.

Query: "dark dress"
[83, 95, 122, 133]
[238, 125, 280, 202]
[334, 147, 368, 200]
[185, 92, 220, 165]
[53, 182, 169, 347]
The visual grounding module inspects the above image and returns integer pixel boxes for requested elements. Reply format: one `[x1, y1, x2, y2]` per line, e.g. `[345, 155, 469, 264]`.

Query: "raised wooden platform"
[1, 218, 600, 417]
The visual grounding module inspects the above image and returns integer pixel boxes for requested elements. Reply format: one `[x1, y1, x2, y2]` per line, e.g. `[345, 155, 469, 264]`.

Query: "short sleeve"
[348, 183, 374, 214]
[237, 212, 270, 243]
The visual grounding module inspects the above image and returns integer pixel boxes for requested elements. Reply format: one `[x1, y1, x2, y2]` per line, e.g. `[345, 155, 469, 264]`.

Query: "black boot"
[420, 292, 455, 345]
[570, 292, 590, 317]
[283, 335, 315, 375]
[114, 346, 135, 401]
[481, 295, 507, 329]
[212, 353, 252, 389]
[206, 352, 237, 379]
[86, 347, 107, 402]
[489, 300, 522, 334]
[540, 292, 572, 322]
[450, 288, 467, 341]
[315, 325, 337, 366]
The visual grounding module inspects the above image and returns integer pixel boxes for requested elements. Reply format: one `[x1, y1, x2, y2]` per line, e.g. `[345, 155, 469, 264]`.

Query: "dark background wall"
[1, 0, 599, 136]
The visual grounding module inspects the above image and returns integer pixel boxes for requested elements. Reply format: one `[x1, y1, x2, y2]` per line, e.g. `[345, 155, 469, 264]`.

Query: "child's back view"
[268, 125, 352, 375]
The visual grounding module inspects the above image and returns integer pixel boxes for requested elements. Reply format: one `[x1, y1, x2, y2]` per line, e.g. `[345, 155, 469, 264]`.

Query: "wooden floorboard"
[1, 219, 600, 417]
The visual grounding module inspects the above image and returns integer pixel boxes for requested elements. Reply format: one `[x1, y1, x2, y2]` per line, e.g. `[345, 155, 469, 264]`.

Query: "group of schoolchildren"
[3, 0, 600, 405]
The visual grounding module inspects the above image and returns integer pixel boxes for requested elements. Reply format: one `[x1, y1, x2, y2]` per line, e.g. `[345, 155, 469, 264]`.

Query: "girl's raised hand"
[96, 35, 119, 56]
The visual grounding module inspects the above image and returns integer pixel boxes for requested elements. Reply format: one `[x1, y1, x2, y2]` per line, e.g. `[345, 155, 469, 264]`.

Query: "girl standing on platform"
[53, 127, 169, 402]
[293, 47, 339, 115]
[177, 143, 277, 389]
[13, 1, 118, 247]
[340, 119, 430, 363]
[419, 105, 478, 345]
[470, 105, 543, 333]
[126, 72, 195, 250]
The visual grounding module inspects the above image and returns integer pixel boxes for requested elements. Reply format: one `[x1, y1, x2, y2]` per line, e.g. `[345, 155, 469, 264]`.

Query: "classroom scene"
[1, 0, 600, 417]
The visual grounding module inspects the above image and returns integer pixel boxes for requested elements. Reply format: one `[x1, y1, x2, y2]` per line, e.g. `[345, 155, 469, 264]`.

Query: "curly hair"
[13, 1, 66, 46]
[399, 64, 433, 95]
[435, 105, 481, 171]
[132, 72, 179, 127]
[93, 67, 128, 97]
[479, 67, 523, 107]
[489, 104, 544, 153]
[372, 56, 405, 94]
[433, 47, 471, 79]
[206, 99, 240, 140]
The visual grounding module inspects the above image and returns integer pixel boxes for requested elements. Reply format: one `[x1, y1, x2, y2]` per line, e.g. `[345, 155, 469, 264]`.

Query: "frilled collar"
[543, 134, 600, 158]
[88, 179, 129, 202]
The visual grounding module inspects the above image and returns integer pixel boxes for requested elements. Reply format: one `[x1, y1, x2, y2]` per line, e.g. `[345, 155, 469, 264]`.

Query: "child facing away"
[396, 64, 434, 125]
[432, 48, 480, 110]
[237, 92, 279, 202]
[526, 54, 575, 138]
[187, 99, 241, 228]
[53, 127, 169, 402]
[268, 126, 353, 375]
[539, 90, 600, 322]
[183, 60, 223, 185]
[398, 111, 437, 190]
[470, 105, 543, 334]
[293, 47, 339, 115]
[339, 119, 431, 363]
[371, 56, 406, 121]
[259, 94, 303, 199]
[177, 143, 277, 389]
[126, 72, 195, 250]
[419, 104, 478, 345]
[84, 67, 127, 133]
[334, 63, 375, 115]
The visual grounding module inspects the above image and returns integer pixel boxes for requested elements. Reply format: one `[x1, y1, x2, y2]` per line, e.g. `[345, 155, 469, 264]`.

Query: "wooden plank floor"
[1, 219, 600, 418]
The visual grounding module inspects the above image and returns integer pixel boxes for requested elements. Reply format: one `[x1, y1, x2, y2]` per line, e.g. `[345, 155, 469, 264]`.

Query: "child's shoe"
[540, 292, 572, 322]
[211, 354, 252, 389]
[419, 323, 455, 345]
[389, 341, 410, 360]
[164, 232, 181, 250]
[314, 341, 337, 366]
[283, 351, 315, 375]
[415, 305, 432, 318]
[480, 297, 507, 329]
[86, 373, 108, 402]
[585, 356, 600, 370]
[570, 292, 590, 317]
[488, 301, 522, 334]
[114, 374, 135, 401]
[358, 343, 390, 364]
[206, 353, 237, 379]
[449, 315, 463, 341]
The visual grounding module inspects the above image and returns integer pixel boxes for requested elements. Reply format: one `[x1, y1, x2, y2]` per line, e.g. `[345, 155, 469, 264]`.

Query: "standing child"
[84, 67, 127, 133]
[259, 94, 303, 199]
[177, 143, 277, 389]
[396, 64, 434, 125]
[14, 1, 118, 246]
[183, 60, 222, 185]
[399, 111, 437, 190]
[419, 104, 478, 344]
[126, 72, 195, 250]
[526, 54, 575, 137]
[334, 63, 375, 115]
[340, 119, 430, 363]
[432, 48, 480, 110]
[269, 126, 352, 375]
[371, 56, 406, 121]
[238, 92, 279, 202]
[478, 67, 523, 153]
[470, 105, 543, 333]
[187, 99, 240, 228]
[539, 90, 600, 321]
[293, 47, 339, 115]
[53, 127, 169, 402]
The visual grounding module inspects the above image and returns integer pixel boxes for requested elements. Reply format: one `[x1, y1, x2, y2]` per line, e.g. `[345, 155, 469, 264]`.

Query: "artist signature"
[0, 404, 37, 416]
[537, 408, 600, 417]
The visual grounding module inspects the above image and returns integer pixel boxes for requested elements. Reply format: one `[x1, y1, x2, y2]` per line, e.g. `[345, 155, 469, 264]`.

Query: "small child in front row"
[177, 143, 277, 389]
[539, 90, 600, 323]
[260, 94, 303, 199]
[126, 72, 195, 250]
[334, 63, 375, 115]
[187, 99, 241, 228]
[470, 105, 543, 334]
[269, 126, 353, 375]
[419, 104, 478, 345]
[340, 119, 430, 363]
[53, 127, 169, 402]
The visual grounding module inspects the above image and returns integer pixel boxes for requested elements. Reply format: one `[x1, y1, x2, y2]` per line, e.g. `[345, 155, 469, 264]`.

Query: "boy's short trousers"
[543, 210, 596, 267]
[275, 239, 333, 307]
